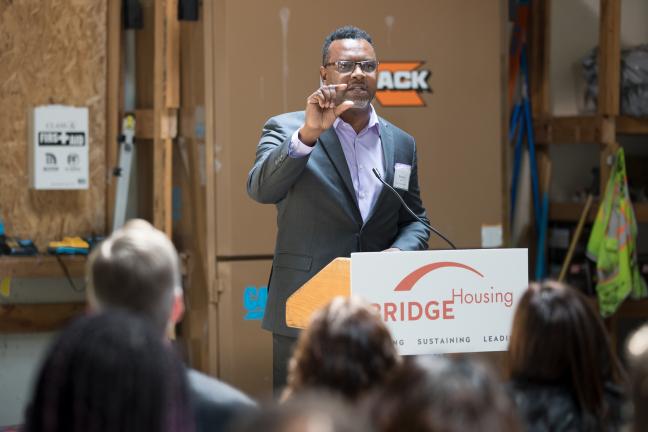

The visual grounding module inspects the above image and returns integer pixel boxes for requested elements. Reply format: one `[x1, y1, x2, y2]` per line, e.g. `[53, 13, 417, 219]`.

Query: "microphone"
[372, 168, 456, 249]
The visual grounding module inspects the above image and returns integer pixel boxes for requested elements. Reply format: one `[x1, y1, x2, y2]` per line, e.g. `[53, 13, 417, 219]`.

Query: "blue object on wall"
[243, 286, 268, 320]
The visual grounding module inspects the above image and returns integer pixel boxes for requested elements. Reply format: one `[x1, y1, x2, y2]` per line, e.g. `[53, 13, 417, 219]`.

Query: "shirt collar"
[334, 104, 380, 135]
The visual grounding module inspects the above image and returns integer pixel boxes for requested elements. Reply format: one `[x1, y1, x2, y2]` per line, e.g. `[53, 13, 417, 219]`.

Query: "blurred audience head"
[626, 324, 648, 432]
[87, 218, 183, 337]
[25, 311, 193, 432]
[285, 296, 400, 401]
[234, 392, 371, 432]
[367, 356, 521, 432]
[508, 280, 625, 421]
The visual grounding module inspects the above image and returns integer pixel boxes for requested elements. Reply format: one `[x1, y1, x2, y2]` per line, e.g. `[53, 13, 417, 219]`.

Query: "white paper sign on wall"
[351, 249, 528, 355]
[29, 105, 89, 190]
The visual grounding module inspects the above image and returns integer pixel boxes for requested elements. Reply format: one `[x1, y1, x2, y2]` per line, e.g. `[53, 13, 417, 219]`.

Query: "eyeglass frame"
[323, 59, 379, 74]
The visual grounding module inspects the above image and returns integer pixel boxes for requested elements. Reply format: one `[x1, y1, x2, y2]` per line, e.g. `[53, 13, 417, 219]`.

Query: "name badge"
[393, 163, 411, 190]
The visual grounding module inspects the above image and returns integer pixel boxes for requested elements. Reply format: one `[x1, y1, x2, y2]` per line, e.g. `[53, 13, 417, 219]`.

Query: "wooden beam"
[0, 256, 86, 279]
[105, 0, 122, 232]
[534, 116, 604, 145]
[153, 0, 179, 236]
[204, 0, 221, 378]
[500, 0, 510, 246]
[166, 0, 180, 109]
[599, 118, 619, 194]
[0, 303, 85, 333]
[153, 0, 166, 233]
[598, 0, 621, 116]
[135, 108, 154, 139]
[530, 0, 550, 117]
[132, 108, 177, 140]
[178, 9, 210, 373]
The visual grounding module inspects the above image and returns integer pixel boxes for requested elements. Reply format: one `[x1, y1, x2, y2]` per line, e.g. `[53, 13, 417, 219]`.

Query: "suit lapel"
[318, 127, 363, 223]
[380, 118, 395, 187]
[365, 118, 395, 225]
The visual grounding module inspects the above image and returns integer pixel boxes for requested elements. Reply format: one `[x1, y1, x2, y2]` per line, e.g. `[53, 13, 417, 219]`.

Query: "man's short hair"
[87, 220, 180, 336]
[322, 25, 374, 65]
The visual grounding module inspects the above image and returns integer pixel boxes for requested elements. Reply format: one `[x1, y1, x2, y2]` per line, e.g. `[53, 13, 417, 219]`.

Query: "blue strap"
[521, 46, 542, 233]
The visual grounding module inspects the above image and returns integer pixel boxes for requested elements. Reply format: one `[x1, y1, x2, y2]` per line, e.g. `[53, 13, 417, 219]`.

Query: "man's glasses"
[324, 60, 379, 74]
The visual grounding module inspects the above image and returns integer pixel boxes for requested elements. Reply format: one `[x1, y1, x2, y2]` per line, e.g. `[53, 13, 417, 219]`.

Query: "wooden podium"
[285, 258, 351, 329]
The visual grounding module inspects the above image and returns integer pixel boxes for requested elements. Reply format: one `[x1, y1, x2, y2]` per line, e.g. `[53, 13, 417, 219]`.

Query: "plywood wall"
[0, 0, 107, 248]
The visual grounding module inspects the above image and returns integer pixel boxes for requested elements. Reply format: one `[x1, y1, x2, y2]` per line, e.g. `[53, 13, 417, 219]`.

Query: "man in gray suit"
[247, 26, 431, 392]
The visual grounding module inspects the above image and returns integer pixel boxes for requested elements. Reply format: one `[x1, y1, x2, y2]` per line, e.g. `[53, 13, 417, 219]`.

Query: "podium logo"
[372, 261, 513, 323]
[376, 61, 432, 107]
[395, 262, 484, 292]
[243, 286, 267, 321]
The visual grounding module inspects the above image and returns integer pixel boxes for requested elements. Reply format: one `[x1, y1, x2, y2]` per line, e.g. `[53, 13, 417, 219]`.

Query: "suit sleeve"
[390, 140, 431, 251]
[247, 116, 311, 204]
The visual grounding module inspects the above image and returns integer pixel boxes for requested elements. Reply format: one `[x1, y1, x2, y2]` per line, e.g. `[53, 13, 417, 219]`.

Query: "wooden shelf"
[535, 115, 648, 145]
[549, 201, 598, 223]
[549, 201, 648, 224]
[0, 302, 85, 333]
[617, 116, 648, 135]
[0, 255, 87, 278]
[535, 116, 605, 145]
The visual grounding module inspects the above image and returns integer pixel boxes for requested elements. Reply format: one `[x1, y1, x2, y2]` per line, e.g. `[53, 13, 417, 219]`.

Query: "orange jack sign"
[376, 61, 432, 107]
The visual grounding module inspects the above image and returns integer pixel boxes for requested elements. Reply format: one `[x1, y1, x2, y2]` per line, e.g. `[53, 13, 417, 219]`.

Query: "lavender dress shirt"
[288, 105, 385, 222]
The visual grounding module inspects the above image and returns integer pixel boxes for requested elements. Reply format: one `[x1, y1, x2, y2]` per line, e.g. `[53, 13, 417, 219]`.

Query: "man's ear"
[320, 66, 327, 85]
[86, 285, 99, 313]
[170, 289, 185, 325]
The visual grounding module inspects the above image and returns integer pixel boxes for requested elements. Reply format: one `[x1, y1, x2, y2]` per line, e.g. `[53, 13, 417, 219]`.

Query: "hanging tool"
[559, 194, 594, 282]
[112, 113, 136, 231]
[112, 0, 142, 232]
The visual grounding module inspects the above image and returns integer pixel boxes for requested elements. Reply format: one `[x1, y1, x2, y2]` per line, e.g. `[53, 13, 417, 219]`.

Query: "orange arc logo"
[394, 262, 484, 292]
[376, 61, 431, 107]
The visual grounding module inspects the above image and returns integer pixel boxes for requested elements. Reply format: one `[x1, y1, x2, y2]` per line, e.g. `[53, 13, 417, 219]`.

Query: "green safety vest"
[587, 148, 647, 316]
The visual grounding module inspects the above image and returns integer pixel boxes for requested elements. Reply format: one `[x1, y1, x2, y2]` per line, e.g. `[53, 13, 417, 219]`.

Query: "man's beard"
[346, 92, 373, 109]
[351, 98, 371, 109]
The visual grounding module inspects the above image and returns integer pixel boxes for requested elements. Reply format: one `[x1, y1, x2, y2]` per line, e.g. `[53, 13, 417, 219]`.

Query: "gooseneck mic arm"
[372, 168, 457, 250]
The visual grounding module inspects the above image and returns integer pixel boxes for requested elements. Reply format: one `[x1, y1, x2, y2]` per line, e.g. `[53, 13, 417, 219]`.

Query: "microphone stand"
[372, 168, 456, 250]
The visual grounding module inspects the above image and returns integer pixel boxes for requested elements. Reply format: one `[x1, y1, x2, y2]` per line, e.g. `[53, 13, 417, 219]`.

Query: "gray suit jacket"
[187, 369, 257, 432]
[247, 111, 430, 337]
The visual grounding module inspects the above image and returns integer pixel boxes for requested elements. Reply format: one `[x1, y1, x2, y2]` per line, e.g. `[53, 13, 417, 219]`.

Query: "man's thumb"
[334, 100, 355, 116]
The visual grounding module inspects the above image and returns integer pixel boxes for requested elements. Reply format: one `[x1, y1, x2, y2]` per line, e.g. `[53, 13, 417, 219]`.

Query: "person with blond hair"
[87, 219, 255, 432]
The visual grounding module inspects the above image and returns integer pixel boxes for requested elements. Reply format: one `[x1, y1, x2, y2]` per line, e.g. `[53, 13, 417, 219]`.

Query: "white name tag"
[393, 163, 412, 190]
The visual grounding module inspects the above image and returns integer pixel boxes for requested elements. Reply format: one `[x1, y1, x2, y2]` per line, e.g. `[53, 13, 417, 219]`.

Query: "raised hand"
[298, 84, 355, 145]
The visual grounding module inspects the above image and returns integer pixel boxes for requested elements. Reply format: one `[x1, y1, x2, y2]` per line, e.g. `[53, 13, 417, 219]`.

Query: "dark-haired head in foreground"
[284, 296, 400, 402]
[234, 391, 371, 432]
[25, 311, 193, 432]
[507, 280, 627, 431]
[367, 356, 522, 432]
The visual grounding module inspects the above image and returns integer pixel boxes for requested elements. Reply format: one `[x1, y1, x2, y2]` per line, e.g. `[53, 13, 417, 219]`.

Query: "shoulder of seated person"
[187, 368, 257, 407]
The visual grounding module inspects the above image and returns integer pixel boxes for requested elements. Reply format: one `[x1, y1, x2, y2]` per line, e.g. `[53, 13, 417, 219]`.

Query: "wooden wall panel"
[0, 1, 107, 248]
